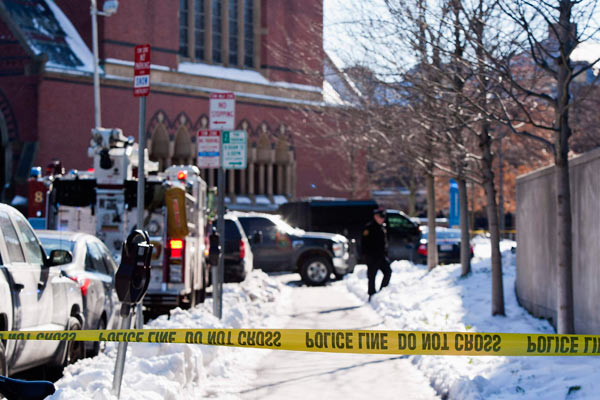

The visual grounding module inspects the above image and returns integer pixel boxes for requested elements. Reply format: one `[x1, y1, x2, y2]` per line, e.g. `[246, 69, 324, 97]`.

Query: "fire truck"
[28, 128, 210, 315]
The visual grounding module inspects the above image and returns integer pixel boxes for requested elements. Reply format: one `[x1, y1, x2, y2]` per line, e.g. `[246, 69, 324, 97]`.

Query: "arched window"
[149, 124, 170, 170]
[173, 126, 192, 165]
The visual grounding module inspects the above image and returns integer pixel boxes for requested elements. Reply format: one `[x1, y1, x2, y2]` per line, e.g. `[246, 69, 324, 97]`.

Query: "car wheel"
[0, 340, 7, 376]
[300, 256, 331, 286]
[89, 318, 106, 357]
[64, 317, 84, 366]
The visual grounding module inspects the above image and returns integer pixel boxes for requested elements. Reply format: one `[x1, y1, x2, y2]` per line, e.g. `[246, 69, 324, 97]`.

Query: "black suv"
[232, 212, 355, 285]
[278, 200, 421, 262]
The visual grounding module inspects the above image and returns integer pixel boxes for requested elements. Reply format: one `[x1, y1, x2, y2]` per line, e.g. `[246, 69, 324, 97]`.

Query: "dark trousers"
[367, 256, 391, 295]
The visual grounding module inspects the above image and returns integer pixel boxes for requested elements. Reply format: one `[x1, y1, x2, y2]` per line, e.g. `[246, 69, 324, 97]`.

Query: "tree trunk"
[458, 178, 471, 276]
[426, 171, 438, 270]
[555, 158, 574, 333]
[498, 138, 505, 235]
[484, 176, 504, 316]
[554, 4, 575, 334]
[480, 126, 504, 315]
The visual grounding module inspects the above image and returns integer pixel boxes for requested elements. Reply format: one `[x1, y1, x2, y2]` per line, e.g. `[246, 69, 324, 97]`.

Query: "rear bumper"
[144, 285, 185, 308]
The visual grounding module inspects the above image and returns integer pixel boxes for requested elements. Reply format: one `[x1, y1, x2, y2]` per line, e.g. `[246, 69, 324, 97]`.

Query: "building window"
[243, 0, 254, 67]
[229, 0, 239, 65]
[212, 0, 222, 63]
[179, 0, 189, 56]
[179, 0, 257, 67]
[194, 0, 205, 59]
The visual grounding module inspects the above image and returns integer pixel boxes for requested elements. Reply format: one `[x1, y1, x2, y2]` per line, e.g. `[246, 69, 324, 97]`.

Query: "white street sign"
[197, 130, 221, 168]
[209, 93, 235, 130]
[222, 130, 247, 169]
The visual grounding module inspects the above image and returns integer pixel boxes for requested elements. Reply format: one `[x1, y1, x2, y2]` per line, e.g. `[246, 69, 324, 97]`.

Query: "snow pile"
[344, 242, 599, 399]
[50, 270, 291, 400]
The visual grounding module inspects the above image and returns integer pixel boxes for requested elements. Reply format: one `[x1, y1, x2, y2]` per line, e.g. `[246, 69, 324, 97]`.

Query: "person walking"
[361, 208, 392, 301]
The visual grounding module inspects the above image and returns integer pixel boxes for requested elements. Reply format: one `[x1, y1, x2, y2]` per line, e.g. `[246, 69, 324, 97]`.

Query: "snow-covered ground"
[50, 272, 293, 399]
[50, 240, 598, 399]
[344, 240, 598, 400]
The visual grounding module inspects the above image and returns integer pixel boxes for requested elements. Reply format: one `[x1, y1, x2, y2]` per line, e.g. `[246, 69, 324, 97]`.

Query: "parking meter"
[208, 228, 220, 266]
[115, 230, 153, 317]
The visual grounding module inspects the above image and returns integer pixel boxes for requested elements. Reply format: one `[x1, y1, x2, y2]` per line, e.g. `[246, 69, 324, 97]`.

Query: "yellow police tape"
[1, 329, 599, 356]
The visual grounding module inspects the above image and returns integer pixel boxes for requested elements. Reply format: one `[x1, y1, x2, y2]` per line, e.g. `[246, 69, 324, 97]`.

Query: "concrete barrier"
[516, 147, 600, 334]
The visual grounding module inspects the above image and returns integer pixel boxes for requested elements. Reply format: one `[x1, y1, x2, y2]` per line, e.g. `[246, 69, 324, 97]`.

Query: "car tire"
[88, 318, 106, 357]
[300, 256, 331, 286]
[64, 317, 84, 366]
[0, 340, 7, 376]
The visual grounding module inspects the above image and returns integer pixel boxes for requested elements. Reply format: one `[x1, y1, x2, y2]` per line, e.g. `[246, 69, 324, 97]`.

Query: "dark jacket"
[361, 220, 388, 260]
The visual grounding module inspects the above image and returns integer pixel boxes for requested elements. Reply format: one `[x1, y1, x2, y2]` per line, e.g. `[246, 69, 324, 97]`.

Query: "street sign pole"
[135, 95, 146, 329]
[214, 166, 225, 319]
[113, 43, 150, 398]
[209, 93, 235, 319]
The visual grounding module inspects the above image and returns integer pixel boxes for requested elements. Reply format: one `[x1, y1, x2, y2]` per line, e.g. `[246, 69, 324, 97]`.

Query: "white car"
[37, 230, 120, 357]
[0, 204, 84, 376]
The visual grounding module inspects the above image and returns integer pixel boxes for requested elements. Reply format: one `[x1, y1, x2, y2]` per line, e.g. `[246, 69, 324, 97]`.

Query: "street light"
[91, 0, 119, 129]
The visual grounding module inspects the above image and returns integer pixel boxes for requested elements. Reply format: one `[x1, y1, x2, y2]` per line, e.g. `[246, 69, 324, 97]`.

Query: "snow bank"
[345, 243, 599, 399]
[50, 270, 291, 400]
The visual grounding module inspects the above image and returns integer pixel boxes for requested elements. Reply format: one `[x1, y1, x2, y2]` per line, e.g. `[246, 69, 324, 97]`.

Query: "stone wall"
[516, 147, 600, 333]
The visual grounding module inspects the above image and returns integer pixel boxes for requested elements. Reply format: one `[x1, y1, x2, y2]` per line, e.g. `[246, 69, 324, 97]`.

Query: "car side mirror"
[208, 230, 220, 266]
[49, 249, 73, 266]
[252, 231, 263, 244]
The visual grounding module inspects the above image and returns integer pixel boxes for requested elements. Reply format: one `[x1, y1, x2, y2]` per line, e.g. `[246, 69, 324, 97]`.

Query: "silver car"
[37, 230, 119, 357]
[0, 204, 84, 376]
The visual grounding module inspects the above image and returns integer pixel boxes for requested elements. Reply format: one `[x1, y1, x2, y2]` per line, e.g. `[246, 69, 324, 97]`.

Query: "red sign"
[134, 44, 151, 97]
[197, 130, 221, 168]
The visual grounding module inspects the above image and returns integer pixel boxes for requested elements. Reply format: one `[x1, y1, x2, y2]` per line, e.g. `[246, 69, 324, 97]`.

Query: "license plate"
[440, 244, 453, 251]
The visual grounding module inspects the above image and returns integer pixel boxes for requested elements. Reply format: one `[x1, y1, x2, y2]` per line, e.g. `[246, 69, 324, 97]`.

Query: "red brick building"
[0, 0, 368, 208]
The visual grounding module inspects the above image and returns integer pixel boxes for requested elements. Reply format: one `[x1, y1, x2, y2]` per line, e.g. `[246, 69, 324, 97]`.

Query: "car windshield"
[39, 237, 75, 253]
[421, 229, 461, 240]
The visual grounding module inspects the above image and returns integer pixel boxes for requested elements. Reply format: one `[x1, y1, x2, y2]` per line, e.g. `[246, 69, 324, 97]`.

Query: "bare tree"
[488, 0, 600, 332]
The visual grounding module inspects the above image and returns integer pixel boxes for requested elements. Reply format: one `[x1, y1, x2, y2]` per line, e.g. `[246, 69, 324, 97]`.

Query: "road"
[238, 274, 439, 400]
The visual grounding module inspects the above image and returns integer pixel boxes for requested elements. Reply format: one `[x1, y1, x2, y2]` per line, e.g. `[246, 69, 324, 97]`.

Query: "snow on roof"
[178, 61, 322, 93]
[5, 0, 95, 72]
[105, 58, 171, 72]
[45, 0, 94, 72]
[273, 195, 288, 205]
[255, 195, 271, 205]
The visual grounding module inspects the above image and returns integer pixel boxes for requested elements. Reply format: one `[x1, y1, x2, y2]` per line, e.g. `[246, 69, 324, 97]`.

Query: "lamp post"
[90, 0, 119, 129]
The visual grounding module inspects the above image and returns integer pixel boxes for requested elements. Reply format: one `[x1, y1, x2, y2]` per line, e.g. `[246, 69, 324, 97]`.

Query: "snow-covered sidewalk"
[51, 271, 293, 400]
[344, 244, 599, 399]
[50, 240, 600, 399]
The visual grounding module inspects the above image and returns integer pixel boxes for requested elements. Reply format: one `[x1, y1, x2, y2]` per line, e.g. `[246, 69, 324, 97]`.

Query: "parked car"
[36, 230, 119, 357]
[0, 204, 84, 376]
[211, 214, 254, 282]
[232, 212, 355, 285]
[415, 227, 473, 265]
